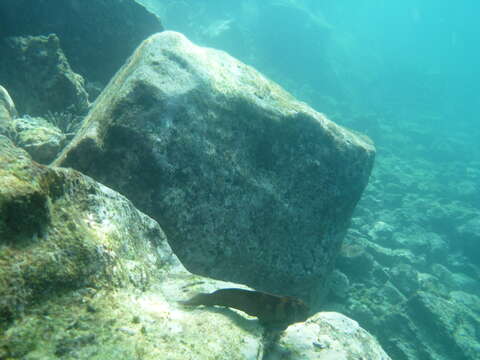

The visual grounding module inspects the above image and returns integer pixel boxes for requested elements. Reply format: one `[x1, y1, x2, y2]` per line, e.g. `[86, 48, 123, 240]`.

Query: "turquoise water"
[139, 1, 480, 359]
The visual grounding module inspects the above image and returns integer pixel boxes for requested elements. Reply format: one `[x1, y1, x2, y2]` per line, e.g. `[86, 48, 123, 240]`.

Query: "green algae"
[0, 136, 160, 332]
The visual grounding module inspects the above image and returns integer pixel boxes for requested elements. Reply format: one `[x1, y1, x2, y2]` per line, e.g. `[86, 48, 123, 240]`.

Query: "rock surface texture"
[11, 116, 67, 164]
[0, 134, 261, 359]
[0, 135, 181, 323]
[0, 0, 163, 84]
[55, 31, 375, 303]
[266, 312, 391, 360]
[0, 136, 388, 359]
[0, 34, 89, 116]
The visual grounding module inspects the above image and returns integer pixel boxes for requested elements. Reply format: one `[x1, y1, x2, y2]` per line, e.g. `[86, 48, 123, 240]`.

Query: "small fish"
[180, 288, 309, 329]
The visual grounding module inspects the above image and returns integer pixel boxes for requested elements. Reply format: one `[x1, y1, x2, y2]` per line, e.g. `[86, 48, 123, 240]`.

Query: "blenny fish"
[180, 288, 309, 329]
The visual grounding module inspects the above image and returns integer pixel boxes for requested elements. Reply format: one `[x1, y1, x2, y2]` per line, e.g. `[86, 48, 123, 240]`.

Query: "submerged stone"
[0, 34, 89, 117]
[0, 135, 182, 326]
[266, 312, 392, 360]
[0, 0, 163, 84]
[55, 31, 375, 303]
[13, 116, 67, 164]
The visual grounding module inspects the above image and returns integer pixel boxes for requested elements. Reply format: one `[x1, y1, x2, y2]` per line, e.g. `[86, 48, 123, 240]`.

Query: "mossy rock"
[0, 135, 182, 330]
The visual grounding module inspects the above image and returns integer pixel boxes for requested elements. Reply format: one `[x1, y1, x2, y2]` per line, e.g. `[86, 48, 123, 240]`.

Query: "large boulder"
[0, 34, 89, 116]
[0, 0, 163, 84]
[55, 31, 375, 304]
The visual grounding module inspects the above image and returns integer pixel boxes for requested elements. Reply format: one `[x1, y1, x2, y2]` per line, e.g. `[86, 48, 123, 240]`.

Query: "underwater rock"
[12, 116, 66, 164]
[0, 34, 89, 116]
[368, 220, 394, 244]
[449, 291, 480, 314]
[0, 85, 16, 137]
[431, 263, 480, 294]
[0, 135, 183, 326]
[0, 136, 391, 359]
[374, 289, 480, 360]
[0, 0, 163, 84]
[326, 270, 350, 300]
[0, 135, 265, 359]
[363, 240, 424, 268]
[54, 31, 375, 303]
[389, 264, 420, 297]
[456, 216, 480, 264]
[265, 312, 392, 360]
[0, 135, 254, 358]
[337, 240, 375, 279]
[405, 291, 480, 360]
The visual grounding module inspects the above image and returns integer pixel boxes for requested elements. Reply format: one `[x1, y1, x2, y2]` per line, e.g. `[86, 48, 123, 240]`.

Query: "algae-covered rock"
[0, 0, 163, 84]
[55, 31, 375, 303]
[456, 216, 480, 264]
[12, 116, 66, 164]
[0, 136, 390, 359]
[266, 312, 391, 360]
[2, 277, 265, 360]
[376, 291, 480, 360]
[0, 135, 182, 324]
[405, 291, 480, 360]
[337, 240, 375, 280]
[0, 135, 265, 359]
[0, 34, 89, 116]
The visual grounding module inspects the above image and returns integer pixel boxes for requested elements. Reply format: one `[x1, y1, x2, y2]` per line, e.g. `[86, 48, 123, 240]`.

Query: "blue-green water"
[139, 1, 480, 359]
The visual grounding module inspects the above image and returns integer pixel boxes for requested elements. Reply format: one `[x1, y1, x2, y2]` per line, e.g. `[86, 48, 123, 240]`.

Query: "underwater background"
[137, 0, 480, 358]
[0, 0, 479, 359]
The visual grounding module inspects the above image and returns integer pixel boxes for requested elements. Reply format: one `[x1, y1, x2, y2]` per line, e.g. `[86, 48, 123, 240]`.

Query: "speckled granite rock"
[0, 0, 163, 84]
[266, 312, 391, 360]
[0, 34, 89, 116]
[54, 31, 375, 303]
